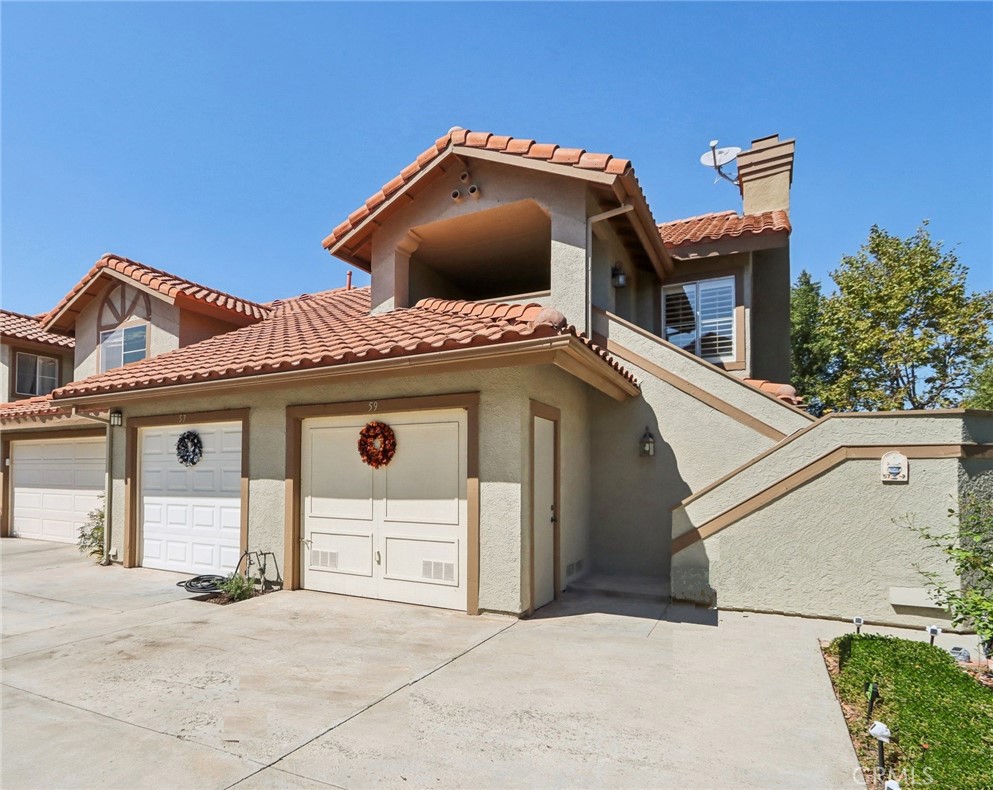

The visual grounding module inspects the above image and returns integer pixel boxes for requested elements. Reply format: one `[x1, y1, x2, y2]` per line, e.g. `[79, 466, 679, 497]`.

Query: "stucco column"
[550, 213, 588, 335]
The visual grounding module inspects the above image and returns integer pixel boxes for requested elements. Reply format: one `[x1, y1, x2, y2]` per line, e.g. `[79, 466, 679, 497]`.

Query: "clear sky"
[2, 2, 991, 315]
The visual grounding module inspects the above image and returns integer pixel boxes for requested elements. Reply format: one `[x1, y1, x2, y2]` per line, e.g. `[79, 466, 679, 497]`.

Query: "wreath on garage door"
[176, 430, 204, 467]
[357, 421, 396, 468]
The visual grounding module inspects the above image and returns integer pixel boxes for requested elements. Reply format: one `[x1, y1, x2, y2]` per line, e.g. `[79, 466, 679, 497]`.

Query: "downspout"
[72, 408, 114, 566]
[586, 204, 634, 337]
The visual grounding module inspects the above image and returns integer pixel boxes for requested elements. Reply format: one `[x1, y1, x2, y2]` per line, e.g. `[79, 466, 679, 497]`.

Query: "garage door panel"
[140, 422, 242, 575]
[383, 535, 458, 586]
[384, 422, 461, 525]
[309, 530, 374, 577]
[308, 427, 374, 521]
[11, 439, 105, 544]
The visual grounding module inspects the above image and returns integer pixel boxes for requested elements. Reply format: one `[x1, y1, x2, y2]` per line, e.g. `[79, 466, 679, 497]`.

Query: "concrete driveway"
[5, 538, 966, 790]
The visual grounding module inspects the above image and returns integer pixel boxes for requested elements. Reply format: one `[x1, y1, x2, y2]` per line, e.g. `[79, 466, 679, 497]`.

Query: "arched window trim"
[98, 283, 151, 332]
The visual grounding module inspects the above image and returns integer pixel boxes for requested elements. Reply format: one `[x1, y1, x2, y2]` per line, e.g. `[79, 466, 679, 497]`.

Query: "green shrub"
[826, 634, 993, 789]
[218, 572, 256, 602]
[77, 501, 105, 559]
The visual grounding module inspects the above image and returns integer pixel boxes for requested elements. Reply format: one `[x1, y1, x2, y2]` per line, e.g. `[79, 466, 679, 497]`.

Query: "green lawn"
[825, 634, 993, 789]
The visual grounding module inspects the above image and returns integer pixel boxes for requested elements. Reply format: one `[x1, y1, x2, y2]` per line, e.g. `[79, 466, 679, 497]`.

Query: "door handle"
[376, 550, 382, 565]
[300, 538, 311, 546]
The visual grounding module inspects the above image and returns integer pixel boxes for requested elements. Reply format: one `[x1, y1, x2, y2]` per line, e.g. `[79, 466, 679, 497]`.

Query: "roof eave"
[52, 333, 637, 407]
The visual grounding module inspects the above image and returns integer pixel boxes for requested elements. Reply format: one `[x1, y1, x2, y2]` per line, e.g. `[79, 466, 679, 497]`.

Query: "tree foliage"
[789, 270, 831, 415]
[963, 358, 993, 411]
[911, 493, 993, 656]
[793, 223, 993, 411]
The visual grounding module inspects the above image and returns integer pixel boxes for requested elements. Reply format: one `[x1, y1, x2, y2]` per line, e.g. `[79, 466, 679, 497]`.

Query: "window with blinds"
[662, 276, 735, 361]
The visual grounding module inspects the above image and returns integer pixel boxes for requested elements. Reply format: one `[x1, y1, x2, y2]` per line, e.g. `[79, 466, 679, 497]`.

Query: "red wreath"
[358, 421, 397, 468]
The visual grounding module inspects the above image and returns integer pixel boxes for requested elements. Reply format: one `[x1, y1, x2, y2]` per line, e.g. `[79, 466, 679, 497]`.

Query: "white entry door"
[301, 409, 468, 611]
[532, 415, 557, 609]
[140, 422, 242, 575]
[11, 438, 105, 543]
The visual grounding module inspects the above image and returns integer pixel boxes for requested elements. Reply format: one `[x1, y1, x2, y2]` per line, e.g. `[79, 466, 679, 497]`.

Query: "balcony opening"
[408, 200, 551, 305]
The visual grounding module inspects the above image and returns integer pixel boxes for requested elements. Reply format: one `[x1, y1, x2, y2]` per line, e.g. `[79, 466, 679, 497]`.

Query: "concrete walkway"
[2, 539, 976, 789]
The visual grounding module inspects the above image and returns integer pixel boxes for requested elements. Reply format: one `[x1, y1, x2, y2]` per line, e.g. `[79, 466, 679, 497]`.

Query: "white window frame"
[662, 276, 737, 362]
[99, 322, 148, 372]
[14, 352, 60, 397]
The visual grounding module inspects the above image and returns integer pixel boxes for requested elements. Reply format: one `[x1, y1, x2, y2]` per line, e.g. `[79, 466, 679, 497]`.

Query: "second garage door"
[140, 421, 242, 575]
[11, 438, 105, 544]
[301, 409, 468, 611]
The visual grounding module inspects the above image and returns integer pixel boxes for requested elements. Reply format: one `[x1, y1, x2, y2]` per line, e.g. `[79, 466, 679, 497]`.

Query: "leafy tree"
[819, 222, 993, 411]
[789, 270, 831, 415]
[963, 359, 993, 411]
[911, 493, 993, 657]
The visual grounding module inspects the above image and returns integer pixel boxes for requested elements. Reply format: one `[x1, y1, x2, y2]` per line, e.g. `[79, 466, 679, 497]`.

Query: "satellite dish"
[699, 139, 741, 186]
[699, 146, 741, 168]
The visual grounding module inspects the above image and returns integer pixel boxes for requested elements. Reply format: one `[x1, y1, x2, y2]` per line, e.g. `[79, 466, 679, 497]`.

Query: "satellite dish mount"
[699, 139, 741, 187]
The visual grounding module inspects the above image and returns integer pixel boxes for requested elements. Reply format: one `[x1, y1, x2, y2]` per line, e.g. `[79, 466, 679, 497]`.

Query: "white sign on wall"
[880, 451, 908, 483]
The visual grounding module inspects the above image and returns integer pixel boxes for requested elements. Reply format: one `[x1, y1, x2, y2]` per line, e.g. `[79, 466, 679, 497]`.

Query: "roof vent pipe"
[346, 270, 352, 290]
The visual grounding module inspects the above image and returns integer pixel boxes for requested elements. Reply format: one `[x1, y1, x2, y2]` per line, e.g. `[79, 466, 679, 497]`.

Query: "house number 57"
[368, 401, 378, 412]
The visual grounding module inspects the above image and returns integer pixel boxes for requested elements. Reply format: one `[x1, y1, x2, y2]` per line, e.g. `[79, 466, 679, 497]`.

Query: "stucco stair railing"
[591, 308, 813, 441]
[670, 410, 982, 556]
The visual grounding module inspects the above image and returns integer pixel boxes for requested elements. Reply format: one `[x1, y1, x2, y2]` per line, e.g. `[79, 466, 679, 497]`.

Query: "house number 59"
[368, 401, 378, 412]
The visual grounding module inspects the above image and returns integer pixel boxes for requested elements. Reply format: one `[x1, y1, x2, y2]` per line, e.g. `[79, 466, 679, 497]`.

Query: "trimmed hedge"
[827, 634, 993, 790]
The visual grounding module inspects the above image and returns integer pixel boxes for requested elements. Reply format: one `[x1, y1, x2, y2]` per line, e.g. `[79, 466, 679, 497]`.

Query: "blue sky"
[3, 2, 991, 315]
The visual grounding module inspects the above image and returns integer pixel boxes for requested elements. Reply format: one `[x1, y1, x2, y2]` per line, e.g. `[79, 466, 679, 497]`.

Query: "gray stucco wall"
[686, 457, 961, 627]
[107, 363, 594, 615]
[74, 282, 180, 380]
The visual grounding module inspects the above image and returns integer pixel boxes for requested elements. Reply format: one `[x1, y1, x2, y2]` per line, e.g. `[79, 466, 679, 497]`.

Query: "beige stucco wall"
[74, 282, 180, 381]
[589, 358, 777, 578]
[105, 363, 594, 615]
[369, 159, 591, 333]
[679, 457, 961, 628]
[680, 412, 970, 531]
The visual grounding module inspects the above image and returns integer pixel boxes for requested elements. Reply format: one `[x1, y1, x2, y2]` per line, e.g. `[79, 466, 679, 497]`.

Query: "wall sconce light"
[109, 410, 123, 427]
[640, 427, 655, 457]
[611, 264, 627, 288]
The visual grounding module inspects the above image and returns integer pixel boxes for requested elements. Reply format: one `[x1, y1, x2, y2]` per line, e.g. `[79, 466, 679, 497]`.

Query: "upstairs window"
[15, 352, 59, 396]
[100, 324, 148, 371]
[662, 276, 735, 361]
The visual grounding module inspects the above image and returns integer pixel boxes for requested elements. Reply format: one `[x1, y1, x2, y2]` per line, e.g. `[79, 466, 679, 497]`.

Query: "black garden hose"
[176, 574, 227, 594]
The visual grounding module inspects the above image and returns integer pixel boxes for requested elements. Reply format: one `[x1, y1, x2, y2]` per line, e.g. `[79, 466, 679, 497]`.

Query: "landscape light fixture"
[926, 625, 942, 646]
[884, 781, 901, 790]
[639, 427, 655, 457]
[869, 720, 892, 782]
[853, 616, 864, 635]
[109, 410, 123, 427]
[611, 264, 627, 288]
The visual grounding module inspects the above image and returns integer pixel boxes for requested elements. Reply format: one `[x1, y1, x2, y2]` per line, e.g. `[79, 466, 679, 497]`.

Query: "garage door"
[140, 421, 242, 575]
[301, 409, 468, 611]
[11, 438, 105, 543]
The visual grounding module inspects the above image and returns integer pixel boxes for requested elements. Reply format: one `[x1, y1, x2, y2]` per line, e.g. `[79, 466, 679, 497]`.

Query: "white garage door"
[140, 421, 242, 575]
[302, 409, 468, 611]
[11, 438, 105, 543]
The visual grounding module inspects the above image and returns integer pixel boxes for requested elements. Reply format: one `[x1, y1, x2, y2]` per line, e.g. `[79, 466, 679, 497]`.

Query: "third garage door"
[301, 409, 467, 611]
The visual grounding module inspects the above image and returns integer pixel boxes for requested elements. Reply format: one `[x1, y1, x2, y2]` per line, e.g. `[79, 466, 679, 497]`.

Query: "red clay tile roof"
[658, 210, 791, 250]
[44, 253, 271, 331]
[743, 378, 804, 407]
[1, 310, 74, 348]
[52, 287, 636, 399]
[0, 395, 69, 422]
[323, 128, 633, 250]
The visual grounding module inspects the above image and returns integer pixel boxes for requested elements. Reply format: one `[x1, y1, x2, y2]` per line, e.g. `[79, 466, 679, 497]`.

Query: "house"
[1, 128, 989, 627]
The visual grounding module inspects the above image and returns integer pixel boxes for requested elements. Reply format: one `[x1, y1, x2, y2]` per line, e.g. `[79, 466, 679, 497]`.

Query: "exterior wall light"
[109, 410, 123, 427]
[640, 427, 655, 457]
[611, 264, 627, 288]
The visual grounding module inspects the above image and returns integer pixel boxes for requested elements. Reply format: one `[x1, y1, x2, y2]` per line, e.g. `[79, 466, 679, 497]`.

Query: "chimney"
[736, 134, 795, 215]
